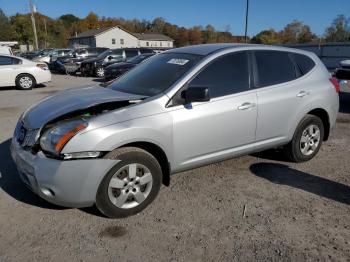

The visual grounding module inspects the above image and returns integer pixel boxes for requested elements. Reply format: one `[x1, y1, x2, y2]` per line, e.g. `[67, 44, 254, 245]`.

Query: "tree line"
[0, 9, 349, 49]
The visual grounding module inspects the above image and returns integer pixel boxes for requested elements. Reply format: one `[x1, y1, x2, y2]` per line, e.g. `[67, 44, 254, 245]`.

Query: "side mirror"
[181, 87, 210, 104]
[107, 56, 113, 60]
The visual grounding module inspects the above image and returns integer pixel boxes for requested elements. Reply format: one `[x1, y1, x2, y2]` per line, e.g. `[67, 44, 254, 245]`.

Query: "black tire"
[96, 147, 162, 218]
[95, 67, 104, 78]
[283, 114, 324, 162]
[15, 74, 36, 90]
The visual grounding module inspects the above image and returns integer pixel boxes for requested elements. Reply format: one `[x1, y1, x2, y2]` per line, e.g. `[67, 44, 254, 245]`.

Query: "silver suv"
[11, 44, 339, 218]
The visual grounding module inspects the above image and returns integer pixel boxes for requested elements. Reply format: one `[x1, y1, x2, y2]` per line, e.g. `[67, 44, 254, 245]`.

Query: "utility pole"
[244, 0, 249, 43]
[44, 18, 48, 48]
[29, 0, 39, 50]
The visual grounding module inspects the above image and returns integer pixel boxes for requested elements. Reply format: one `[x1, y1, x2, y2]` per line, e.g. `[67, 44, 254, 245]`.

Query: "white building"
[69, 26, 174, 50]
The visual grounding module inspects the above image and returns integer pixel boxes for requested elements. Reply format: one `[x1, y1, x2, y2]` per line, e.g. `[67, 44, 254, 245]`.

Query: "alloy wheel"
[96, 67, 104, 77]
[299, 124, 320, 156]
[107, 163, 153, 209]
[19, 76, 33, 89]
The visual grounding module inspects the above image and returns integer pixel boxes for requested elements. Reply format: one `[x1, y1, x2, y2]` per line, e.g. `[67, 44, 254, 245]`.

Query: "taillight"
[329, 77, 340, 93]
[37, 63, 48, 70]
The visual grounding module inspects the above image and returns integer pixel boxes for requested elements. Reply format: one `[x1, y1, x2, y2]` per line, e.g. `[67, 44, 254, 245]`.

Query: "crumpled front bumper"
[10, 138, 119, 208]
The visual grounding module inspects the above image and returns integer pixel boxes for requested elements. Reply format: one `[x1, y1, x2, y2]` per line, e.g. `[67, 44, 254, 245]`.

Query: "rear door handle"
[297, 91, 310, 97]
[238, 102, 255, 110]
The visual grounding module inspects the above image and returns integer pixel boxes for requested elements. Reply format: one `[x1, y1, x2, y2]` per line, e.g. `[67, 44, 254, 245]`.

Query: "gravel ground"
[0, 74, 349, 261]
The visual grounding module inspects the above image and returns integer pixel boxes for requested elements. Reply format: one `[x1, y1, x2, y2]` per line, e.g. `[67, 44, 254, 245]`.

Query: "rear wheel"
[96, 147, 162, 218]
[283, 114, 324, 162]
[16, 74, 36, 90]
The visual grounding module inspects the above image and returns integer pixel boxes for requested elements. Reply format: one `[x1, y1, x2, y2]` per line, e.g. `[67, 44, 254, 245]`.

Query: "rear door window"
[254, 51, 297, 87]
[188, 52, 250, 98]
[292, 53, 315, 75]
[0, 56, 13, 65]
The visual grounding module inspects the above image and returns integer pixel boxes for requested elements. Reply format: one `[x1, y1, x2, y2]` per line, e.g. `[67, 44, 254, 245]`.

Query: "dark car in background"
[104, 53, 155, 80]
[52, 47, 108, 73]
[80, 48, 154, 77]
[335, 60, 350, 80]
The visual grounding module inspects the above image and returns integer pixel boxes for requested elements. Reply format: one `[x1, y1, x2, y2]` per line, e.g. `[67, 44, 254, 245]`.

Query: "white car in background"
[0, 45, 13, 55]
[0, 54, 51, 90]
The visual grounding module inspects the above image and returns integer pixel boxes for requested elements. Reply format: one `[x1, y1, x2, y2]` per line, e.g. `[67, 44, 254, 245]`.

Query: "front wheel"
[95, 67, 105, 78]
[96, 147, 162, 218]
[283, 114, 324, 162]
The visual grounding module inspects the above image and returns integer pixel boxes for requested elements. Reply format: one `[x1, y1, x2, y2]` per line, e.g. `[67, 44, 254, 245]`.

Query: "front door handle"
[238, 102, 255, 110]
[297, 91, 310, 97]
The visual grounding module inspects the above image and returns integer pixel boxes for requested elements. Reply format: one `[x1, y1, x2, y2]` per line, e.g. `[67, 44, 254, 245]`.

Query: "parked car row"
[46, 47, 155, 81]
[80, 48, 154, 77]
[0, 46, 158, 90]
[54, 47, 109, 72]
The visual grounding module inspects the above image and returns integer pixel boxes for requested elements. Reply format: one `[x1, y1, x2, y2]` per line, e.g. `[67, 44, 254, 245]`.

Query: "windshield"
[109, 53, 203, 96]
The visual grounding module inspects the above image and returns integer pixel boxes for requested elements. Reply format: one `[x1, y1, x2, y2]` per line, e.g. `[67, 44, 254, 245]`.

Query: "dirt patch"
[0, 106, 20, 117]
[98, 226, 127, 238]
[337, 117, 350, 124]
[37, 90, 58, 95]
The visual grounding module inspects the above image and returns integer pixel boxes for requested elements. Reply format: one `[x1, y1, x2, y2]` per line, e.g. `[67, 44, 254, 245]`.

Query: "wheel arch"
[114, 141, 171, 186]
[15, 73, 37, 84]
[307, 108, 330, 141]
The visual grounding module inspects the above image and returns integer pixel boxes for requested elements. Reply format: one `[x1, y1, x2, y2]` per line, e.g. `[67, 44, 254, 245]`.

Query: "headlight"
[40, 119, 88, 156]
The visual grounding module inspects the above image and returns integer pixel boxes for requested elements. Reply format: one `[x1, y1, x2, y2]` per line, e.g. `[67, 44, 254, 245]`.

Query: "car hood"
[22, 86, 147, 129]
[106, 62, 133, 70]
[82, 57, 102, 64]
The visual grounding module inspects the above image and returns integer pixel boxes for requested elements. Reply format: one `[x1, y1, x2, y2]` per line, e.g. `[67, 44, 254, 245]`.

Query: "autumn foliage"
[0, 10, 349, 49]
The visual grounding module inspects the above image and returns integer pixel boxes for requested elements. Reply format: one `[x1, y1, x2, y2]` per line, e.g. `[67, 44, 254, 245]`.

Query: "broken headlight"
[40, 119, 88, 156]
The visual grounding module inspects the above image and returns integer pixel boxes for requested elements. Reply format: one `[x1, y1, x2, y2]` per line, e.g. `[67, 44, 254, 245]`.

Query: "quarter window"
[12, 58, 21, 65]
[292, 53, 315, 75]
[254, 51, 297, 87]
[189, 52, 250, 98]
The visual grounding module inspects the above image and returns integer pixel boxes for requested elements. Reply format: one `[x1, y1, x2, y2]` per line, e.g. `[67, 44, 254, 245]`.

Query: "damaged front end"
[15, 86, 147, 159]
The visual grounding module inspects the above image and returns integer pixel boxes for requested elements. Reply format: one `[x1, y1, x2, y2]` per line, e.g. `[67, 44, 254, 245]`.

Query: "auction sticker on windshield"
[167, 58, 189, 65]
